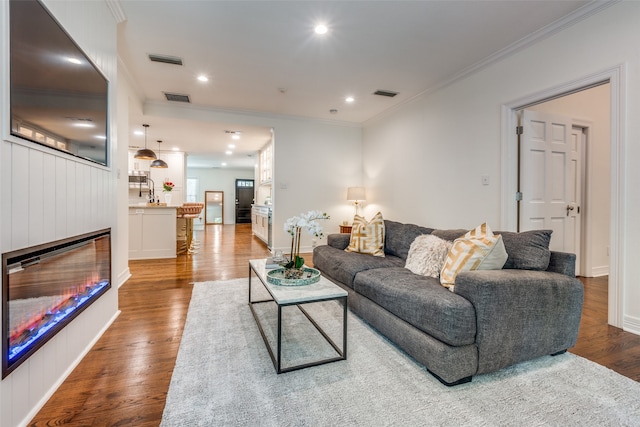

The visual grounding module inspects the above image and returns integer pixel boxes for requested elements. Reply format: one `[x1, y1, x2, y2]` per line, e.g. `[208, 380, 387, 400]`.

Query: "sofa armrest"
[454, 269, 584, 375]
[547, 251, 576, 277]
[327, 233, 350, 250]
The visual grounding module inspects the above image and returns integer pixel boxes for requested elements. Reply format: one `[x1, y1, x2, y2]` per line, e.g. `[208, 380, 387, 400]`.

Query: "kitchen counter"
[129, 204, 178, 209]
[129, 206, 177, 259]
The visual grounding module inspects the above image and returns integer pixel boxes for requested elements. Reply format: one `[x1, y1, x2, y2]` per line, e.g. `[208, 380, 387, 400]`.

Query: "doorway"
[205, 191, 224, 224]
[235, 179, 254, 223]
[501, 66, 623, 328]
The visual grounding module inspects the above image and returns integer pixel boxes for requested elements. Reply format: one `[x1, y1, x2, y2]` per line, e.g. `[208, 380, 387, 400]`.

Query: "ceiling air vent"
[148, 54, 183, 66]
[373, 89, 399, 98]
[164, 92, 191, 103]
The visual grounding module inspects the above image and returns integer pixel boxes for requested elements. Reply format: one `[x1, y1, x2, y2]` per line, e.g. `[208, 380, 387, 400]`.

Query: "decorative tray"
[266, 267, 321, 286]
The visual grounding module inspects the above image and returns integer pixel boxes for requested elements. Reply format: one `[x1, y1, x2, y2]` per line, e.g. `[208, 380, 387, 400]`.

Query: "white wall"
[529, 84, 611, 277]
[186, 167, 256, 224]
[144, 102, 363, 252]
[362, 2, 640, 333]
[0, 1, 120, 426]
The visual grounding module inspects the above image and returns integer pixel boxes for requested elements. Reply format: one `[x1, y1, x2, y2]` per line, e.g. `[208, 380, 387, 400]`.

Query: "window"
[186, 178, 198, 202]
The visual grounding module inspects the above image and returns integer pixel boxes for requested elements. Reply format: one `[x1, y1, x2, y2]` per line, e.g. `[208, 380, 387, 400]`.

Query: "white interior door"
[519, 109, 582, 274]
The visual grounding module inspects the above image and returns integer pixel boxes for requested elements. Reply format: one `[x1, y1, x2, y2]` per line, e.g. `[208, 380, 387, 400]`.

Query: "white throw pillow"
[405, 235, 452, 278]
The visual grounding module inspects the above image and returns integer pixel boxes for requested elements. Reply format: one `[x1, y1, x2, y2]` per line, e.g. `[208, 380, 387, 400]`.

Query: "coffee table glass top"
[250, 259, 347, 305]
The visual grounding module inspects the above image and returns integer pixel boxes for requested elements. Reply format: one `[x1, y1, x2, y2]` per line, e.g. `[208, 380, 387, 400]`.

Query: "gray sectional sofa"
[312, 220, 584, 386]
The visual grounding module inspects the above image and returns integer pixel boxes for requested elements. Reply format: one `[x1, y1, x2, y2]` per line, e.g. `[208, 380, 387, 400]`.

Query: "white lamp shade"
[347, 187, 366, 201]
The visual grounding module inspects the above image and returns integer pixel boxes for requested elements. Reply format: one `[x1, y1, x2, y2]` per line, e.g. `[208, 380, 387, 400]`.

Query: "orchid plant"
[283, 210, 330, 270]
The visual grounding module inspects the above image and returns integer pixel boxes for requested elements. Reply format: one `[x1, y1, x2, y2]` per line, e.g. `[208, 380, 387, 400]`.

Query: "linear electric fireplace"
[2, 229, 111, 378]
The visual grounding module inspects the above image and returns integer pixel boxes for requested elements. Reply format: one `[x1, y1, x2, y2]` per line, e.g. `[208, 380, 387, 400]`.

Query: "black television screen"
[9, 0, 109, 166]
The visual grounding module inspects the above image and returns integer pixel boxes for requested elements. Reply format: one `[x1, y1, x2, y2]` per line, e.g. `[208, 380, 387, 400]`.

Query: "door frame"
[500, 65, 625, 328]
[204, 190, 224, 225]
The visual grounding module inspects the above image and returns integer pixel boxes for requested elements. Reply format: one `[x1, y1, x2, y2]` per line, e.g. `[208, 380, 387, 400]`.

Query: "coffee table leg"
[342, 296, 348, 359]
[277, 304, 282, 373]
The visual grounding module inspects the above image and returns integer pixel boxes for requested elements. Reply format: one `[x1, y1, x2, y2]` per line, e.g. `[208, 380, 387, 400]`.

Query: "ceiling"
[117, 0, 596, 169]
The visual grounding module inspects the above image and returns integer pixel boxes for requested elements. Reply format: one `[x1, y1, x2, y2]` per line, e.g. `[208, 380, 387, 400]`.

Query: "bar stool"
[181, 204, 203, 254]
[175, 207, 188, 255]
[183, 202, 205, 247]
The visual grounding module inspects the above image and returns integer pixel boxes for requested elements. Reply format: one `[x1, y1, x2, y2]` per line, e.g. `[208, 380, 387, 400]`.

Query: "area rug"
[161, 279, 640, 426]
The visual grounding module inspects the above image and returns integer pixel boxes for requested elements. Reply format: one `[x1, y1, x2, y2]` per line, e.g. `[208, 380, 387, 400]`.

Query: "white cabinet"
[252, 206, 270, 246]
[259, 142, 272, 184]
[129, 207, 177, 259]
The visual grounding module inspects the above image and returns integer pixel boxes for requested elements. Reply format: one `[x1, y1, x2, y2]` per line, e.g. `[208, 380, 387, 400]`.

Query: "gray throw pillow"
[497, 230, 552, 270]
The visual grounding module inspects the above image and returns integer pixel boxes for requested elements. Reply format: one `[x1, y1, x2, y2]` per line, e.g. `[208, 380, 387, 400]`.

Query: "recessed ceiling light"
[197, 75, 209, 82]
[228, 144, 236, 149]
[172, 147, 180, 151]
[314, 24, 328, 35]
[134, 130, 144, 136]
[345, 96, 355, 103]
[221, 162, 227, 166]
[73, 123, 94, 128]
[225, 150, 233, 155]
[232, 134, 240, 140]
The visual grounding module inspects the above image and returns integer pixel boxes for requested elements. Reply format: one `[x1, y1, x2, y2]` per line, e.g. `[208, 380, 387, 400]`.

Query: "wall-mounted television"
[9, 0, 109, 166]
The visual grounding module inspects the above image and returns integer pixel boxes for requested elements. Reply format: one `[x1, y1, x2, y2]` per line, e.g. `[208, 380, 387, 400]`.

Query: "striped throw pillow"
[345, 212, 385, 257]
[440, 223, 508, 289]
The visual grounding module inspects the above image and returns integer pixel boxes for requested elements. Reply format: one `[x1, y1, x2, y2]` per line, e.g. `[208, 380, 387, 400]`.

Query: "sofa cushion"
[353, 268, 477, 346]
[346, 212, 385, 257]
[404, 235, 451, 278]
[313, 245, 404, 289]
[435, 228, 553, 272]
[496, 230, 552, 271]
[440, 223, 508, 288]
[327, 233, 350, 250]
[384, 220, 434, 260]
[431, 229, 467, 242]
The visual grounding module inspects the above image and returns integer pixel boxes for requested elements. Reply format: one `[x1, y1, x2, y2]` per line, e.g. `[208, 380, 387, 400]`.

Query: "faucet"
[147, 178, 155, 202]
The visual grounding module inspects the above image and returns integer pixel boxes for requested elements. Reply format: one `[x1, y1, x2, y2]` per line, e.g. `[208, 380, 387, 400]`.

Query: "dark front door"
[235, 179, 254, 223]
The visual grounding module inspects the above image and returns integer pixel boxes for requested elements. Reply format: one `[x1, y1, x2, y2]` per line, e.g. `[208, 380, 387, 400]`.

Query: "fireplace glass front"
[2, 229, 111, 377]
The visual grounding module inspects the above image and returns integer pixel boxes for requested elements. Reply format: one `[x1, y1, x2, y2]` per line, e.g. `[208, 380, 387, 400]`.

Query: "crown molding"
[364, 0, 620, 127]
[105, 0, 126, 24]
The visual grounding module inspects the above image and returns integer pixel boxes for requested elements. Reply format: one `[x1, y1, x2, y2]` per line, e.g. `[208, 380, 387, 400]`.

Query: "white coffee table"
[248, 259, 348, 373]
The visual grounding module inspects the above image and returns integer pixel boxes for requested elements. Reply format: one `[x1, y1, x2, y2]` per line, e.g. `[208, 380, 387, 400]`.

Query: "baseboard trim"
[590, 265, 609, 277]
[117, 267, 131, 288]
[623, 315, 640, 336]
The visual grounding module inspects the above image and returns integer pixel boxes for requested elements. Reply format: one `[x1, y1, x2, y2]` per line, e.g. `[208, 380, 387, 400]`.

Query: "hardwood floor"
[30, 224, 640, 425]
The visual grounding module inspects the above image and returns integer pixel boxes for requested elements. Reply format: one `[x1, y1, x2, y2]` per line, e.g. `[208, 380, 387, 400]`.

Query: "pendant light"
[134, 124, 157, 160]
[150, 140, 168, 168]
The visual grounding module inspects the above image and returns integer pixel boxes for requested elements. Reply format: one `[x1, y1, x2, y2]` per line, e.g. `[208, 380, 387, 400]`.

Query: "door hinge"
[516, 126, 523, 135]
[515, 191, 523, 201]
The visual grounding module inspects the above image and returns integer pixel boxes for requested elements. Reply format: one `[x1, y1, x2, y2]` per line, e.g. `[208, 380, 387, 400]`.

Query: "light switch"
[481, 175, 490, 186]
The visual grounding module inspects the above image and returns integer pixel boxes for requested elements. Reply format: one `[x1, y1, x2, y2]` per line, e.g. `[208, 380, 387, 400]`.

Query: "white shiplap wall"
[0, 1, 119, 426]
[4, 144, 112, 249]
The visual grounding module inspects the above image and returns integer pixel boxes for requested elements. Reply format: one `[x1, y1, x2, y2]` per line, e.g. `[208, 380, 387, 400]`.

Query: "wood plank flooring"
[30, 224, 640, 426]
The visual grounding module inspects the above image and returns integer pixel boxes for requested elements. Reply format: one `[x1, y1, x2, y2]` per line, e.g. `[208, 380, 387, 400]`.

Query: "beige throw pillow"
[440, 223, 508, 289]
[405, 235, 452, 278]
[345, 212, 385, 257]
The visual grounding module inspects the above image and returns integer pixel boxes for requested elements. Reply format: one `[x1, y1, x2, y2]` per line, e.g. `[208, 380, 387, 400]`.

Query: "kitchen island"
[129, 205, 178, 260]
